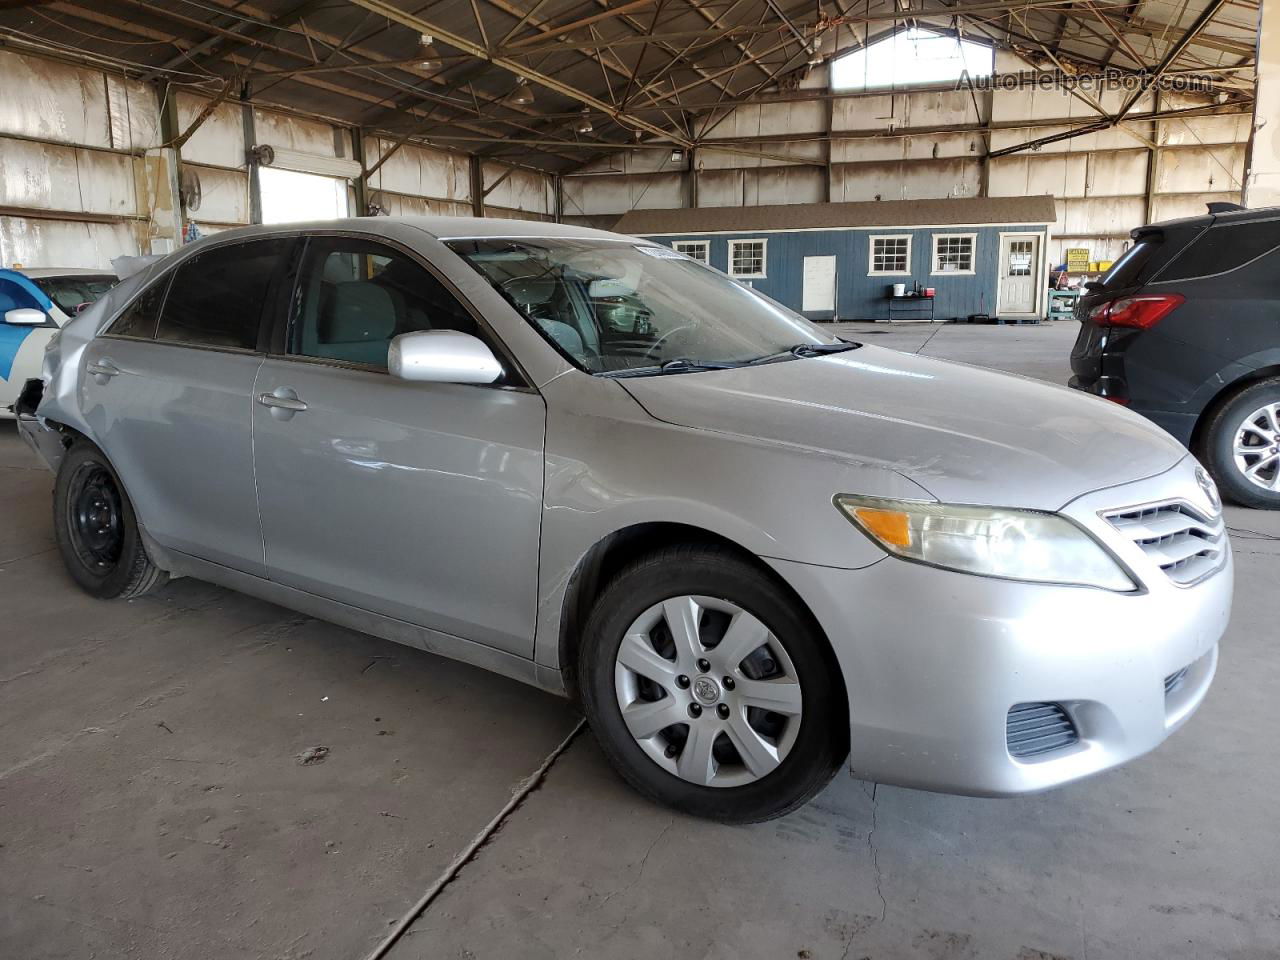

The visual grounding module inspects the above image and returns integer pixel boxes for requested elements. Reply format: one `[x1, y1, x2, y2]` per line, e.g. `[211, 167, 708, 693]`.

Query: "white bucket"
[891, 283, 906, 297]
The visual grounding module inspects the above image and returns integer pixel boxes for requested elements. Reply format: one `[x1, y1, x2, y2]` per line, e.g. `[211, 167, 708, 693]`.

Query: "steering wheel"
[641, 325, 694, 361]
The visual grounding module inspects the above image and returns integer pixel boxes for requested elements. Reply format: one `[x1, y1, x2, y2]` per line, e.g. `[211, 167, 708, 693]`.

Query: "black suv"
[1070, 206, 1280, 508]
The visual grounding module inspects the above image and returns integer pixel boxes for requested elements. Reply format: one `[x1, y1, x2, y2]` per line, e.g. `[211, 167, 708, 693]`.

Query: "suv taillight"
[1087, 293, 1184, 329]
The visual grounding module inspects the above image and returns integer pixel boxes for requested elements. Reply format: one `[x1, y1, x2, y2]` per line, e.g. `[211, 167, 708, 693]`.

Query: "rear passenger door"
[80, 237, 296, 576]
[251, 235, 546, 658]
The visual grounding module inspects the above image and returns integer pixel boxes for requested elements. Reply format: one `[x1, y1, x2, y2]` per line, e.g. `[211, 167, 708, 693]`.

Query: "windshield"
[32, 274, 117, 315]
[446, 238, 840, 375]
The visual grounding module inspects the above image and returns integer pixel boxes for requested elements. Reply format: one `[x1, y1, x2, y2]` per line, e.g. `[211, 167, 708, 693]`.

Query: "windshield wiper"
[748, 340, 860, 365]
[598, 357, 742, 378]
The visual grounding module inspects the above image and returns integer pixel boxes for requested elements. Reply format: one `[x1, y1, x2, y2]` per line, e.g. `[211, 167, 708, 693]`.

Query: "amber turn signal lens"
[851, 507, 912, 549]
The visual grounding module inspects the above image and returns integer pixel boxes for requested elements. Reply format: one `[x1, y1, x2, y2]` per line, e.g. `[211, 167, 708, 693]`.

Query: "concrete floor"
[3, 320, 1278, 960]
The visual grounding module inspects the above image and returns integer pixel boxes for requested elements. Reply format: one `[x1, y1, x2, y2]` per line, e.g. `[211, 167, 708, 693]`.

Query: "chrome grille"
[1007, 703, 1079, 759]
[1104, 501, 1226, 586]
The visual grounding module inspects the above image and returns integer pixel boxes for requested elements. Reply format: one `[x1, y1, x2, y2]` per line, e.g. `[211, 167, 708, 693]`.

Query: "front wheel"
[579, 545, 846, 822]
[53, 441, 168, 599]
[1200, 379, 1280, 509]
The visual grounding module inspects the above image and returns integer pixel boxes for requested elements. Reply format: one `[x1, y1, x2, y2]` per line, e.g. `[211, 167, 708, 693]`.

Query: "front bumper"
[771, 457, 1232, 796]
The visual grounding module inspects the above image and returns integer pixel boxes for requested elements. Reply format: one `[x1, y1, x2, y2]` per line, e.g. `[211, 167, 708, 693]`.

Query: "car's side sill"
[155, 542, 568, 699]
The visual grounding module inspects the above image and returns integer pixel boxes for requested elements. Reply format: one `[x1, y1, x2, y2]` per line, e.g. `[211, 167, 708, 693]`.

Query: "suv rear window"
[1100, 239, 1159, 289]
[1157, 219, 1280, 282]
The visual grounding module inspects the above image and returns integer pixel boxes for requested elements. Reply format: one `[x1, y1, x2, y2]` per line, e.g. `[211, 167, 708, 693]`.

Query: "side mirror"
[1083, 280, 1103, 291]
[4, 307, 45, 326]
[388, 330, 502, 384]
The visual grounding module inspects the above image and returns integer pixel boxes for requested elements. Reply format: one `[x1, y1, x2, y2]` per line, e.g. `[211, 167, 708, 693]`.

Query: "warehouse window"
[673, 240, 710, 264]
[932, 234, 976, 274]
[869, 235, 912, 275]
[831, 28, 993, 91]
[728, 239, 767, 278]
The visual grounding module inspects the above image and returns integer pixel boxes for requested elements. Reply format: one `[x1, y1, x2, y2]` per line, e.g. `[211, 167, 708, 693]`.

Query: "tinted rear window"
[1158, 219, 1280, 281]
[1100, 239, 1159, 288]
[32, 275, 116, 315]
[107, 280, 168, 339]
[156, 239, 291, 350]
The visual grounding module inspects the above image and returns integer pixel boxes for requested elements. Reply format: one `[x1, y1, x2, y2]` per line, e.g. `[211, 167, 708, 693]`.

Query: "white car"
[1, 267, 117, 417]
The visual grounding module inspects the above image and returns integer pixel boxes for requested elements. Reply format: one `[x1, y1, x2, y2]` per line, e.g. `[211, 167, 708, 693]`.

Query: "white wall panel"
[186, 165, 249, 225]
[254, 107, 344, 159]
[176, 93, 245, 169]
[1156, 144, 1246, 193]
[1150, 191, 1243, 221]
[0, 138, 137, 215]
[563, 172, 683, 215]
[482, 163, 554, 215]
[0, 216, 139, 269]
[0, 51, 111, 148]
[368, 138, 469, 202]
[833, 158, 980, 201]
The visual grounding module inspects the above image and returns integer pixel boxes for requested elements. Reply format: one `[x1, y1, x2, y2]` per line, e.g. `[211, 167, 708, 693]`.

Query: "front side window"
[728, 239, 767, 278]
[672, 240, 709, 264]
[287, 237, 490, 372]
[869, 235, 911, 275]
[447, 237, 838, 376]
[933, 234, 976, 274]
[157, 238, 292, 350]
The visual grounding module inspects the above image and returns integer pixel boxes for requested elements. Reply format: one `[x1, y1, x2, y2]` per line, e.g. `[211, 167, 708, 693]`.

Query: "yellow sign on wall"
[1065, 248, 1091, 272]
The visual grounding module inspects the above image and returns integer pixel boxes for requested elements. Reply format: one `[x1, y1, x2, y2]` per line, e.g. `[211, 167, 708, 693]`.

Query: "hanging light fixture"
[415, 34, 442, 73]
[505, 77, 535, 106]
[575, 108, 594, 134]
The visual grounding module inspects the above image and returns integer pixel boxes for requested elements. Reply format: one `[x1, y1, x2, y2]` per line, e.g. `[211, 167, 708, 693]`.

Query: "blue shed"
[614, 195, 1057, 323]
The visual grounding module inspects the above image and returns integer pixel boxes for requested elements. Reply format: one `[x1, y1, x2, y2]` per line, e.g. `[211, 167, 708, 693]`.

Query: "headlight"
[834, 494, 1136, 592]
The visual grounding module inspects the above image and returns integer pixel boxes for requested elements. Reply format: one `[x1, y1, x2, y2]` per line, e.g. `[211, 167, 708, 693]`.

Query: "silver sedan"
[17, 218, 1232, 822]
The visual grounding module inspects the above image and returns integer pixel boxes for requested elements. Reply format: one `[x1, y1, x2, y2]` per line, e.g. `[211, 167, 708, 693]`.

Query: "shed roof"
[614, 196, 1058, 236]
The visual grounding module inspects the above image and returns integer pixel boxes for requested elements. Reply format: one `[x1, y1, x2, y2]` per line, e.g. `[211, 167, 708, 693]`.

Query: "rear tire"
[1200, 378, 1280, 509]
[579, 544, 846, 823]
[53, 441, 168, 599]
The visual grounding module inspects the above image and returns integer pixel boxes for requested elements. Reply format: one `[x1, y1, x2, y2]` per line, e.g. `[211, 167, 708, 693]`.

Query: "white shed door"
[801, 256, 837, 312]
[997, 235, 1039, 314]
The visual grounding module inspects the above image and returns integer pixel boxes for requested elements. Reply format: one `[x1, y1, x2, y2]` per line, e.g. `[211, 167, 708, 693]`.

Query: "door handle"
[86, 360, 120, 381]
[258, 392, 308, 412]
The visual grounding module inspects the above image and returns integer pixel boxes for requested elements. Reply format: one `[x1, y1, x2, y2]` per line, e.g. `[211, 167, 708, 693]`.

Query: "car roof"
[187, 216, 640, 246]
[1140, 204, 1280, 235]
[13, 267, 117, 278]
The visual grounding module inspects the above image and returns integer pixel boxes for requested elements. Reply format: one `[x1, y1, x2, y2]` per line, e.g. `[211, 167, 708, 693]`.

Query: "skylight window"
[831, 28, 993, 91]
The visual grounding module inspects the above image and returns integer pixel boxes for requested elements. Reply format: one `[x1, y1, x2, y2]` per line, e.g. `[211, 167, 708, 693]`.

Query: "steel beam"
[345, 0, 691, 146]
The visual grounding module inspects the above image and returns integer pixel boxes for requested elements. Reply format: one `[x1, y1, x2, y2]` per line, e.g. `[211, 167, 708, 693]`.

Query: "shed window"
[932, 234, 976, 274]
[728, 239, 767, 278]
[869, 235, 911, 275]
[673, 240, 709, 264]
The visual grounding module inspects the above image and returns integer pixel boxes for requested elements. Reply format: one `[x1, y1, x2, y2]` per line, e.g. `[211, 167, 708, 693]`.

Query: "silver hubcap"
[1232, 402, 1280, 491]
[613, 595, 803, 789]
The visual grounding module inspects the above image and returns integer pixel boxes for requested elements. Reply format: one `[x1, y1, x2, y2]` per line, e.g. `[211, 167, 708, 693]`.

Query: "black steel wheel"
[53, 441, 168, 599]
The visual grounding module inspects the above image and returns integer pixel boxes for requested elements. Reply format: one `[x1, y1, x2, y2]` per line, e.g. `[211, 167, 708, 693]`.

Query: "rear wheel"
[1201, 378, 1280, 509]
[579, 544, 846, 822]
[53, 441, 168, 599]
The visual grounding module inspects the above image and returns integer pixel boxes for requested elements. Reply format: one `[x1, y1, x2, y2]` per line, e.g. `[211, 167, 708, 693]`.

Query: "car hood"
[618, 344, 1188, 511]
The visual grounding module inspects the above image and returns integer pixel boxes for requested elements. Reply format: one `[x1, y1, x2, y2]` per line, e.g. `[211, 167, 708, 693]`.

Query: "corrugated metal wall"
[568, 49, 1250, 266]
[0, 50, 556, 268]
[643, 224, 1044, 321]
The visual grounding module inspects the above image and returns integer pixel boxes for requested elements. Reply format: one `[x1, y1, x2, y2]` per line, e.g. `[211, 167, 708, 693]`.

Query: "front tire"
[1200, 378, 1280, 508]
[53, 441, 168, 599]
[579, 544, 846, 822]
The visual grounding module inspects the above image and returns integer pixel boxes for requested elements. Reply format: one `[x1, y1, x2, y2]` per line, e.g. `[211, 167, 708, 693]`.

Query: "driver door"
[251, 235, 547, 658]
